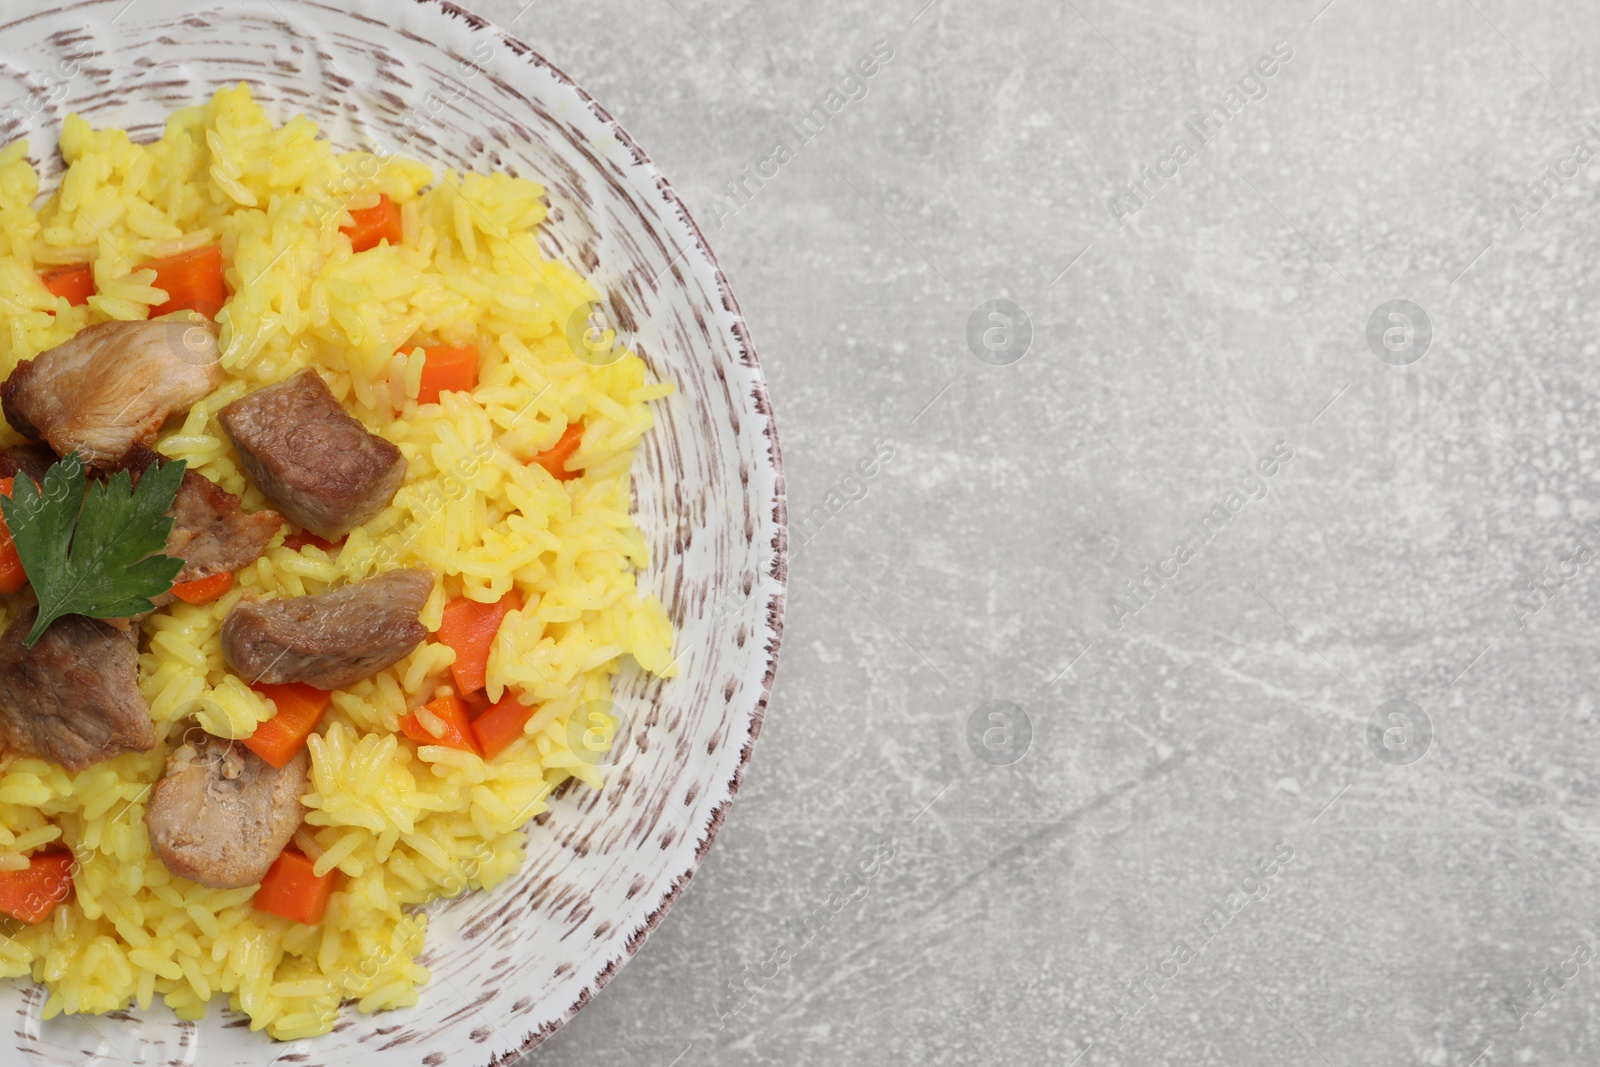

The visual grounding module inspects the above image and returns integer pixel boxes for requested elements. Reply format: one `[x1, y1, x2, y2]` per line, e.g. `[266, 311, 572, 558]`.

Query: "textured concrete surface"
[471, 1, 1600, 1063]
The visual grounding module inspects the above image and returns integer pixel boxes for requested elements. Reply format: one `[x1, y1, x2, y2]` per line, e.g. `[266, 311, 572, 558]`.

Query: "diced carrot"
[342, 194, 403, 253]
[283, 531, 342, 556]
[0, 479, 26, 595]
[531, 421, 584, 481]
[415, 344, 479, 405]
[471, 693, 537, 760]
[0, 850, 74, 923]
[252, 849, 335, 925]
[400, 694, 480, 755]
[145, 245, 226, 320]
[282, 531, 343, 553]
[170, 570, 233, 605]
[243, 683, 333, 769]
[40, 263, 94, 307]
[437, 591, 518, 695]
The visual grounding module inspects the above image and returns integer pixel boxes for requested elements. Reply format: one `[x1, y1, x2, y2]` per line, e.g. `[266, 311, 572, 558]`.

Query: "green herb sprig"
[0, 452, 187, 645]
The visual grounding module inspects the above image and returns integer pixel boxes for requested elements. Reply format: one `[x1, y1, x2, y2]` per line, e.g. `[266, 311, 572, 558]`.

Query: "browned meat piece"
[0, 443, 57, 484]
[166, 469, 283, 584]
[126, 447, 282, 599]
[219, 369, 406, 540]
[1, 320, 221, 471]
[220, 568, 434, 690]
[0, 600, 153, 771]
[145, 729, 309, 889]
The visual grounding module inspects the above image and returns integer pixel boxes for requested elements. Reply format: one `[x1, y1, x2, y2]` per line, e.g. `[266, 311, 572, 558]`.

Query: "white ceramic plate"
[0, 2, 786, 1062]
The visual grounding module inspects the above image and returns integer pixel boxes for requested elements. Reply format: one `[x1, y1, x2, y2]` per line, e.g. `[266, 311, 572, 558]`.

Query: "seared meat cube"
[1, 320, 221, 471]
[220, 568, 434, 690]
[0, 600, 153, 771]
[219, 369, 406, 540]
[145, 729, 309, 889]
[126, 448, 281, 599]
[166, 470, 283, 585]
[0, 443, 58, 485]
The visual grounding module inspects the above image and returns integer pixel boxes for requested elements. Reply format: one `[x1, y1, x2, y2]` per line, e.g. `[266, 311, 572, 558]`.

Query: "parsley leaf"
[0, 451, 188, 646]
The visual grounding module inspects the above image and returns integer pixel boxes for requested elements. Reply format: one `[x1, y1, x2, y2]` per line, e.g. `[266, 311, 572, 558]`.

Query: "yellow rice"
[0, 84, 675, 1038]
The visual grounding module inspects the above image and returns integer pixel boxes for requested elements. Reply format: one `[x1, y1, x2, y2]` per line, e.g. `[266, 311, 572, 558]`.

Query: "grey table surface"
[469, 1, 1600, 1064]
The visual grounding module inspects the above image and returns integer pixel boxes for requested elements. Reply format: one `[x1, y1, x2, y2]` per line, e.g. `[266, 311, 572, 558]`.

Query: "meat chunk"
[126, 448, 282, 597]
[1, 320, 221, 471]
[0, 600, 153, 771]
[219, 369, 406, 540]
[145, 730, 309, 889]
[220, 568, 434, 690]
[166, 469, 283, 585]
[0, 443, 58, 484]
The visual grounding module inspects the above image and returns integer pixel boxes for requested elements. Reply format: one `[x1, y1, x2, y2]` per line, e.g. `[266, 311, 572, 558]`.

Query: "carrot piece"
[243, 683, 333, 769]
[40, 263, 94, 307]
[252, 849, 335, 925]
[400, 694, 480, 755]
[145, 245, 226, 319]
[471, 693, 537, 760]
[0, 479, 26, 595]
[281, 531, 343, 553]
[415, 344, 479, 405]
[531, 421, 584, 481]
[170, 571, 233, 605]
[342, 194, 403, 253]
[0, 850, 75, 923]
[437, 591, 518, 695]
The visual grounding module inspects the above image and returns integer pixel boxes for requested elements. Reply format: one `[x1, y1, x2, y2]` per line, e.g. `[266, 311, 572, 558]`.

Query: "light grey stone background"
[470, 0, 1600, 1063]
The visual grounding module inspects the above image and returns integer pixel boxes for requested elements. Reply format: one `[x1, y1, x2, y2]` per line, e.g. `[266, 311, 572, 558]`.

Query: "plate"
[0, 2, 786, 1062]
